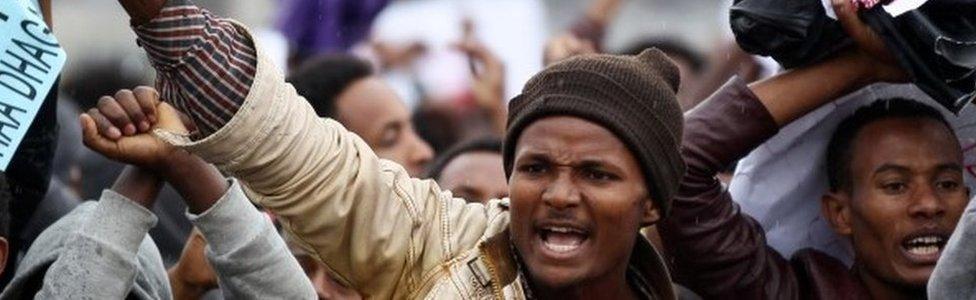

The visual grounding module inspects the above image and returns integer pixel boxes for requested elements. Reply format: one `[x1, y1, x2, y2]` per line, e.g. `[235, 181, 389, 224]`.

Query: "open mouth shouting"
[535, 221, 592, 260]
[900, 231, 949, 265]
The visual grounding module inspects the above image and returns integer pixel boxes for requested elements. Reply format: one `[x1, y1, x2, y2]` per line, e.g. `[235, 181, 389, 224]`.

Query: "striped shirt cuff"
[132, 0, 258, 136]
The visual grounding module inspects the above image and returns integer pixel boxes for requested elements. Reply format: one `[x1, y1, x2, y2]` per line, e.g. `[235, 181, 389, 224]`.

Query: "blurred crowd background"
[56, 0, 725, 105]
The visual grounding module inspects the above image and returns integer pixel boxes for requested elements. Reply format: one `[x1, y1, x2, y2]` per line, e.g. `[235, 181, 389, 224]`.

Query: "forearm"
[751, 50, 875, 126]
[39, 191, 159, 298]
[40, 0, 52, 27]
[662, 78, 789, 296]
[111, 165, 163, 209]
[131, 0, 256, 136]
[161, 150, 228, 214]
[187, 181, 316, 299]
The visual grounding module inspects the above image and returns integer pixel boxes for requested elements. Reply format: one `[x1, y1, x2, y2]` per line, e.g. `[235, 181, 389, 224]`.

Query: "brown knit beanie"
[503, 49, 685, 216]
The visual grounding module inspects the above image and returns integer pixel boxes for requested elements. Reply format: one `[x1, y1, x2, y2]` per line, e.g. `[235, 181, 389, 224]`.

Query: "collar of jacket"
[476, 229, 677, 299]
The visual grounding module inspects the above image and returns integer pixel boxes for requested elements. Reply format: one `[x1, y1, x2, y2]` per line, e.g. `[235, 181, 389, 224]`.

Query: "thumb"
[80, 113, 120, 157]
[154, 102, 190, 134]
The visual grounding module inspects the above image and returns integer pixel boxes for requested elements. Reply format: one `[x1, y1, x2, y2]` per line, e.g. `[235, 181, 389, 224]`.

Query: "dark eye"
[583, 169, 617, 182]
[518, 163, 548, 175]
[882, 182, 908, 194]
[936, 180, 960, 191]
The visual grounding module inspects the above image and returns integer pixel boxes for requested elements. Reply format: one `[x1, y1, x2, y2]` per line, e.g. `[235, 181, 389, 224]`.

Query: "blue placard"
[0, 0, 66, 170]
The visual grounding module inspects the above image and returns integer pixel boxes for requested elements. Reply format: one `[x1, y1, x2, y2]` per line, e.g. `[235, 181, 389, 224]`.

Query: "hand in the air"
[543, 33, 597, 66]
[454, 21, 506, 113]
[80, 86, 191, 172]
[832, 0, 908, 83]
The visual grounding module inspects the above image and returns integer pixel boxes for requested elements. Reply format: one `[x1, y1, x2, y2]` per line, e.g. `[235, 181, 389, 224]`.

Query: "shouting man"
[110, 0, 684, 298]
[661, 0, 970, 299]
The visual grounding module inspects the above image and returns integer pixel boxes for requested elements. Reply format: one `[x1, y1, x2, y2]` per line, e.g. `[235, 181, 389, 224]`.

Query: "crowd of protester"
[0, 0, 974, 299]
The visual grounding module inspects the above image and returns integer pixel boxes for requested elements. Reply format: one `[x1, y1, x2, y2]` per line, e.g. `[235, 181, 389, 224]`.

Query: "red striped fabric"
[133, 1, 257, 136]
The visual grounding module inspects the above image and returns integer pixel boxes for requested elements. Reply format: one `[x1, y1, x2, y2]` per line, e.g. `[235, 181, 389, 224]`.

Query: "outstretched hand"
[80, 87, 191, 172]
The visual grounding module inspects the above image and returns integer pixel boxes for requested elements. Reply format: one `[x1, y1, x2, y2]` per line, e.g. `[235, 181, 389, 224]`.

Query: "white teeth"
[546, 227, 580, 234]
[907, 245, 940, 256]
[543, 241, 581, 253]
[908, 236, 944, 246]
[540, 226, 587, 254]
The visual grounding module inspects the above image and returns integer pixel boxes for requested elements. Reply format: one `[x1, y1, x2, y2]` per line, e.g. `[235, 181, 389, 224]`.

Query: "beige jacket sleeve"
[155, 23, 496, 299]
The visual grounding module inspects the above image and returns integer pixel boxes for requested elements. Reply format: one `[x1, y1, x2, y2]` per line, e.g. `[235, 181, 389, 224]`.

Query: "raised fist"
[80, 87, 191, 172]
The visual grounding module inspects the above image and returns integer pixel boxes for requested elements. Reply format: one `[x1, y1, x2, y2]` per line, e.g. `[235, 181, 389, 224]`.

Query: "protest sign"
[0, 0, 65, 170]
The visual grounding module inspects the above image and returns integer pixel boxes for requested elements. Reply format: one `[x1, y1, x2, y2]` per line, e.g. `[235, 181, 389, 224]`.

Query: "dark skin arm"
[159, 150, 227, 214]
[40, 0, 51, 27]
[116, 0, 166, 26]
[110, 165, 163, 209]
[82, 87, 228, 298]
[81, 86, 228, 214]
[752, 0, 907, 126]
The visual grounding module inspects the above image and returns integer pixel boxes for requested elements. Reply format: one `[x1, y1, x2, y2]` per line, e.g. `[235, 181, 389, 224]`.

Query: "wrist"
[119, 0, 167, 26]
[158, 150, 228, 214]
[156, 149, 196, 180]
[111, 166, 164, 209]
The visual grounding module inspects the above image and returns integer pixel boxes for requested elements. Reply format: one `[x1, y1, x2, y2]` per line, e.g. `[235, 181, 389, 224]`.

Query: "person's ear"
[640, 198, 662, 227]
[821, 191, 853, 236]
[0, 237, 8, 276]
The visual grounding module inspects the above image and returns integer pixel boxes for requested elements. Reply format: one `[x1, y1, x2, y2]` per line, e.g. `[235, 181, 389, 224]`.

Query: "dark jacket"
[660, 78, 872, 299]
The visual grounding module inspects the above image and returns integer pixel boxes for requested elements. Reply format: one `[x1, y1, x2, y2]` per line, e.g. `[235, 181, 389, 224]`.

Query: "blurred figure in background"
[425, 137, 507, 204]
[620, 38, 706, 110]
[288, 54, 434, 177]
[277, 0, 391, 69]
[412, 22, 509, 152]
[286, 233, 362, 300]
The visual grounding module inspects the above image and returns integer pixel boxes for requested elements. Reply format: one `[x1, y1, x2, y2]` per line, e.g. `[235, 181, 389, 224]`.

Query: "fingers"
[90, 87, 163, 140]
[454, 38, 503, 78]
[133, 86, 160, 124]
[87, 108, 121, 140]
[832, 0, 885, 54]
[79, 113, 119, 157]
[98, 94, 136, 136]
[115, 89, 150, 132]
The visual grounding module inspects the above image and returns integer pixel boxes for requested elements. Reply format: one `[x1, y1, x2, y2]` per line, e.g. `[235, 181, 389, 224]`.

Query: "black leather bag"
[731, 0, 976, 113]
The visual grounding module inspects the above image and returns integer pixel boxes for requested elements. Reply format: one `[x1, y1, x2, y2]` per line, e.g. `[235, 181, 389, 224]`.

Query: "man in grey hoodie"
[928, 195, 976, 299]
[0, 88, 315, 299]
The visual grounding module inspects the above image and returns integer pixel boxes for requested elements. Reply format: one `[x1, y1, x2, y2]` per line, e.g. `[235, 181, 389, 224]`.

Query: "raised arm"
[82, 89, 316, 299]
[31, 165, 165, 299]
[118, 0, 255, 136]
[661, 0, 907, 297]
[114, 1, 497, 296]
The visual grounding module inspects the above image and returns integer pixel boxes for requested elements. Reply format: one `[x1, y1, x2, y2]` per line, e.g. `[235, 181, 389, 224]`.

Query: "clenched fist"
[80, 86, 192, 172]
